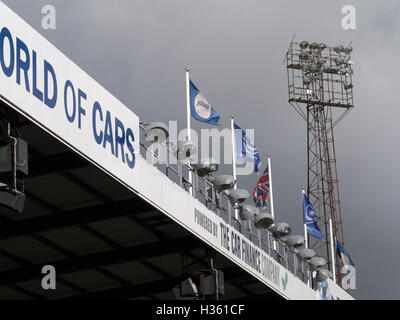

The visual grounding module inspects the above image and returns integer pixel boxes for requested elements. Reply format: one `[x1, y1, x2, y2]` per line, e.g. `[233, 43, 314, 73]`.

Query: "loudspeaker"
[0, 138, 28, 175]
[180, 277, 198, 297]
[0, 189, 25, 213]
[200, 270, 224, 297]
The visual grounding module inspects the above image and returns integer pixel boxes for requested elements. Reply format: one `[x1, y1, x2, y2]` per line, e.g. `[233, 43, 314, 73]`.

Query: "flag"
[234, 123, 261, 173]
[336, 240, 355, 267]
[252, 164, 270, 207]
[189, 80, 220, 125]
[303, 194, 323, 240]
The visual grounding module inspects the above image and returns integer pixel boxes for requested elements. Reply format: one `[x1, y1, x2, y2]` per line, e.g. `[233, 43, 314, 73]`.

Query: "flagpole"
[230, 115, 237, 187]
[302, 187, 312, 287]
[268, 154, 275, 221]
[230, 114, 238, 220]
[329, 217, 337, 283]
[268, 154, 277, 251]
[185, 67, 193, 195]
[302, 187, 308, 249]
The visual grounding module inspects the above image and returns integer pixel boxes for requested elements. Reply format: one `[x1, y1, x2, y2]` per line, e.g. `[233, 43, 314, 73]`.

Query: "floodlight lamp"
[334, 45, 344, 54]
[344, 46, 353, 55]
[315, 269, 333, 282]
[254, 211, 274, 229]
[269, 222, 291, 240]
[213, 175, 235, 193]
[302, 64, 311, 73]
[344, 82, 353, 90]
[238, 204, 259, 221]
[317, 59, 325, 66]
[281, 235, 305, 249]
[318, 43, 326, 51]
[226, 188, 249, 206]
[193, 158, 219, 177]
[310, 63, 320, 74]
[296, 248, 315, 260]
[143, 121, 169, 144]
[308, 256, 327, 270]
[299, 41, 309, 50]
[303, 76, 312, 86]
[309, 42, 319, 50]
[176, 139, 197, 164]
[299, 52, 309, 61]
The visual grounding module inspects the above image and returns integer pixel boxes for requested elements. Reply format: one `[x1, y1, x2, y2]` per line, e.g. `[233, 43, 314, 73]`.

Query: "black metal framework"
[286, 41, 354, 281]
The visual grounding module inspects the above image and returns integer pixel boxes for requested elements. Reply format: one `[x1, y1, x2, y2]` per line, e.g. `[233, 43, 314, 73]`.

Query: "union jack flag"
[252, 164, 270, 207]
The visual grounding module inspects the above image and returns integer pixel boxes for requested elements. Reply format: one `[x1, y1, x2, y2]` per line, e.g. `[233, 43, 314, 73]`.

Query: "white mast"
[185, 67, 193, 195]
[230, 114, 238, 220]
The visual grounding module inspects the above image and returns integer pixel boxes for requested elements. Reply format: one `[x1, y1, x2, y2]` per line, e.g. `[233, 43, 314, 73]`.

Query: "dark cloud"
[3, 0, 400, 299]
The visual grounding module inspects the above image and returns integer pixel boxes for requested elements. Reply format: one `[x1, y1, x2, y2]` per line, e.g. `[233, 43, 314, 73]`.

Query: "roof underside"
[0, 101, 282, 300]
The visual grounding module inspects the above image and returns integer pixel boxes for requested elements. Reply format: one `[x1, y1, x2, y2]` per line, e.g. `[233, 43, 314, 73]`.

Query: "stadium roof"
[0, 101, 281, 300]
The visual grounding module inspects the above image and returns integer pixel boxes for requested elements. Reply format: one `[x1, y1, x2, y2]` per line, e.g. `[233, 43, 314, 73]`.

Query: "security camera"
[238, 204, 259, 221]
[308, 256, 327, 271]
[193, 159, 219, 177]
[315, 269, 333, 282]
[226, 189, 249, 206]
[281, 235, 305, 249]
[211, 175, 235, 193]
[295, 248, 315, 261]
[176, 140, 197, 164]
[269, 222, 291, 240]
[143, 121, 169, 144]
[254, 211, 274, 229]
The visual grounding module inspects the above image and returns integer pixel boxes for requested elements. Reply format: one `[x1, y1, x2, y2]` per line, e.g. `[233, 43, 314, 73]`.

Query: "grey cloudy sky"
[3, 0, 400, 299]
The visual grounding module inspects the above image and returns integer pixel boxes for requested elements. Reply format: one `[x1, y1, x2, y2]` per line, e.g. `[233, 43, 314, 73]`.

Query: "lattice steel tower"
[286, 41, 354, 282]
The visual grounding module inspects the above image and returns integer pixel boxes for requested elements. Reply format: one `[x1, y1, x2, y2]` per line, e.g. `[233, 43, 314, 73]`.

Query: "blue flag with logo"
[303, 194, 323, 240]
[336, 240, 355, 267]
[189, 80, 220, 125]
[234, 123, 261, 173]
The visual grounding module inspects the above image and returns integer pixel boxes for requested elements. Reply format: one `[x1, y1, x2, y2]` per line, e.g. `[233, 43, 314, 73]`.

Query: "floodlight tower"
[286, 41, 354, 283]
